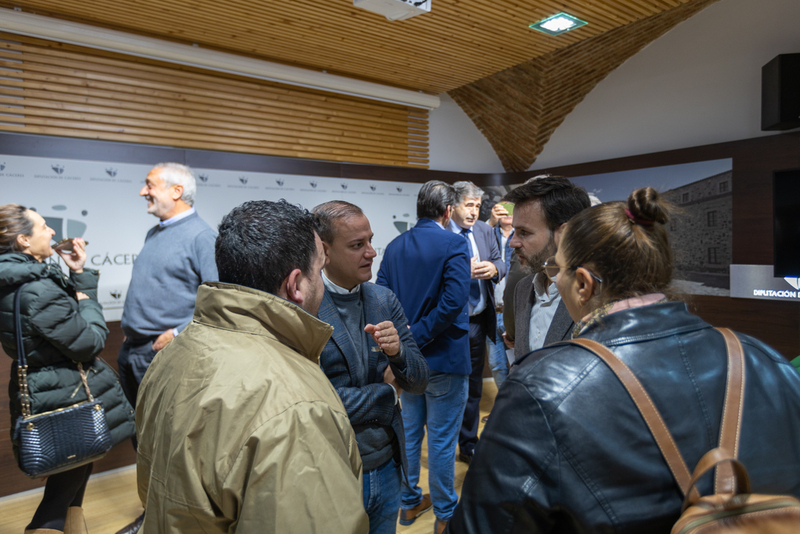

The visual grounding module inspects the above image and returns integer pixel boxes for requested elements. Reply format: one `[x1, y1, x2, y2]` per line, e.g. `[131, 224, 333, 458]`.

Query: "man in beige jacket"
[136, 200, 368, 533]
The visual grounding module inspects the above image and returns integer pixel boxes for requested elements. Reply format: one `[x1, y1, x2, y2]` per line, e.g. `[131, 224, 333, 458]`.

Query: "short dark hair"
[503, 176, 590, 231]
[417, 180, 456, 220]
[312, 201, 364, 244]
[216, 200, 317, 294]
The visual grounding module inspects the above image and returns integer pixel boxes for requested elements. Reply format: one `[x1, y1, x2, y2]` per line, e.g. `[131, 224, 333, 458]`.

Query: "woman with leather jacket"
[448, 187, 800, 533]
[0, 204, 134, 534]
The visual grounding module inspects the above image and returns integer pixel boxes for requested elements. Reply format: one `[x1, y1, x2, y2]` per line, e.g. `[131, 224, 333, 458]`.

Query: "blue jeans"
[487, 311, 509, 389]
[401, 370, 468, 521]
[363, 458, 402, 534]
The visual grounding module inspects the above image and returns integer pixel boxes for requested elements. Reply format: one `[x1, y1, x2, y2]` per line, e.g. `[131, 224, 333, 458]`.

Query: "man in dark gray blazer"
[448, 181, 506, 464]
[503, 176, 590, 362]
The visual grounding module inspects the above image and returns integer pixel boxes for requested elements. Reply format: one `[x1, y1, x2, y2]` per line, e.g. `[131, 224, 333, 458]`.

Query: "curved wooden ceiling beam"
[449, 0, 721, 172]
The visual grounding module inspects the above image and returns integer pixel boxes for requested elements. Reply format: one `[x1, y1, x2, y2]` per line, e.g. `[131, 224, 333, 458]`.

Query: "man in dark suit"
[503, 176, 590, 361]
[314, 201, 428, 534]
[377, 181, 470, 534]
[448, 181, 506, 464]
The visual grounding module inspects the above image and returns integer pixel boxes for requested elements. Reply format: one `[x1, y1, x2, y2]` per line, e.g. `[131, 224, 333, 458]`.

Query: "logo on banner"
[276, 178, 284, 186]
[310, 181, 318, 189]
[370, 185, 377, 191]
[396, 187, 403, 193]
[105, 168, 117, 177]
[239, 177, 248, 185]
[392, 214, 414, 234]
[51, 165, 64, 175]
[785, 277, 800, 290]
[0, 162, 5, 171]
[110, 290, 122, 299]
[341, 183, 348, 190]
[198, 174, 209, 183]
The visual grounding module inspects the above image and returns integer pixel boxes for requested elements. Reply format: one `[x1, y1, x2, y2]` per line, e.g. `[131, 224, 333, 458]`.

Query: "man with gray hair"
[448, 181, 505, 465]
[118, 162, 218, 419]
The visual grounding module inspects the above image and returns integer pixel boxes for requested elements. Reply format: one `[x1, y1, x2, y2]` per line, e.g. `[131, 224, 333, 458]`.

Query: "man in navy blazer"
[377, 181, 470, 533]
[314, 201, 428, 534]
[447, 182, 506, 464]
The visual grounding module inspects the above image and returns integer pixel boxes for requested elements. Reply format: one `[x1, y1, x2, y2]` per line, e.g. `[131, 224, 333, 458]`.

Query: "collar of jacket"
[0, 252, 71, 290]
[193, 281, 334, 363]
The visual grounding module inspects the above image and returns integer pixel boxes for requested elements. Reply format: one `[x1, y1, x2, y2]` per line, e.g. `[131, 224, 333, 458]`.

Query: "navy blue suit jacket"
[318, 282, 428, 479]
[377, 218, 471, 375]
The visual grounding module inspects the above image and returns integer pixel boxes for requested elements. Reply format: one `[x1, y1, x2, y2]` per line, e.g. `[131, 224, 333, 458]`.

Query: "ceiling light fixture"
[529, 12, 587, 36]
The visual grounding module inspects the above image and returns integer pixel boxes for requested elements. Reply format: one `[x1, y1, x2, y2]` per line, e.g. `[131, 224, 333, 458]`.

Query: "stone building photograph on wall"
[567, 159, 733, 296]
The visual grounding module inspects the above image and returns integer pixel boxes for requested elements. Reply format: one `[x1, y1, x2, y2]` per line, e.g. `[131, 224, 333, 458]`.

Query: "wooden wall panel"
[0, 33, 429, 168]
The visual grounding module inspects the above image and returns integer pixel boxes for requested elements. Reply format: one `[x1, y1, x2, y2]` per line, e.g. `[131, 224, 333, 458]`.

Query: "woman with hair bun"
[448, 187, 800, 534]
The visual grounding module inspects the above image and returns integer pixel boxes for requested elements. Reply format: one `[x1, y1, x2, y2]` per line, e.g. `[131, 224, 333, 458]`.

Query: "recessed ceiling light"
[529, 12, 588, 36]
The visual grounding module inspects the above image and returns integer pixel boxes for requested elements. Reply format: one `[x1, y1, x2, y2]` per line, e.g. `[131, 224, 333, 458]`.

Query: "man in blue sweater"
[118, 162, 218, 411]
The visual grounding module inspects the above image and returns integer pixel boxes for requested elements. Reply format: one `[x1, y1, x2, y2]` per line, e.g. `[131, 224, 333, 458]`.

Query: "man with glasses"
[503, 176, 590, 361]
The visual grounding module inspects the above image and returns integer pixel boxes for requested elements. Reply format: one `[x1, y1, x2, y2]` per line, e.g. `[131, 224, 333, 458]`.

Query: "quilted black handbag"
[12, 282, 112, 479]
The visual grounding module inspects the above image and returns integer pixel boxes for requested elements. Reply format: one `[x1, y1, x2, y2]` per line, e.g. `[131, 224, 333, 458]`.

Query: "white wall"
[531, 0, 800, 170]
[427, 93, 505, 173]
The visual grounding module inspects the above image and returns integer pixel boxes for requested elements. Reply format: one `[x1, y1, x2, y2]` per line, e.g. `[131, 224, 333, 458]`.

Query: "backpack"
[570, 328, 800, 533]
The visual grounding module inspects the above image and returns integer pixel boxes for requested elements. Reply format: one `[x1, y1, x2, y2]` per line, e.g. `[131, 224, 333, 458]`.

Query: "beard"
[517, 233, 557, 276]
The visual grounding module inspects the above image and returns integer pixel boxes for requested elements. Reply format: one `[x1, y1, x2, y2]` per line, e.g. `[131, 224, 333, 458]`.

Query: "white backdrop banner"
[0, 155, 421, 321]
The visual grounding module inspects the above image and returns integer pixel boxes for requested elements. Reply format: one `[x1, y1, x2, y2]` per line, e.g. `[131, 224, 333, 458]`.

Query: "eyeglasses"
[543, 256, 603, 284]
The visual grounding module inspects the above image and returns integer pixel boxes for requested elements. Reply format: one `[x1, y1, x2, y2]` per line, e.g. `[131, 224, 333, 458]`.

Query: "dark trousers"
[458, 313, 488, 456]
[117, 337, 158, 409]
[117, 336, 157, 450]
[27, 463, 93, 530]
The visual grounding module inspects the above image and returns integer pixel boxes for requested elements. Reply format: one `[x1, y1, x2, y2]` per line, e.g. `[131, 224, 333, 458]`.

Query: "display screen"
[773, 168, 800, 277]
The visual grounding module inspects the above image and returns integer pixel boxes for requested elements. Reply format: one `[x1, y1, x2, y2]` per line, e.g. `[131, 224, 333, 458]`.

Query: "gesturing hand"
[365, 320, 400, 356]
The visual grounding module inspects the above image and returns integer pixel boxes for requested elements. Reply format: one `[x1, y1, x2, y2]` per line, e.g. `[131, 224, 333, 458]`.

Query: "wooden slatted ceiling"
[0, 0, 694, 94]
[0, 33, 429, 167]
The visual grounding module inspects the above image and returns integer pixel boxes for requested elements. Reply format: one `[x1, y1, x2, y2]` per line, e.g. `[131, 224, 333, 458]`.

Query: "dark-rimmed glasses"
[543, 256, 603, 284]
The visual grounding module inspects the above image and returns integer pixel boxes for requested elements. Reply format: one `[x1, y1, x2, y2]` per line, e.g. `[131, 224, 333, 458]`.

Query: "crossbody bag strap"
[713, 327, 745, 495]
[14, 282, 32, 418]
[569, 338, 696, 498]
[14, 282, 96, 418]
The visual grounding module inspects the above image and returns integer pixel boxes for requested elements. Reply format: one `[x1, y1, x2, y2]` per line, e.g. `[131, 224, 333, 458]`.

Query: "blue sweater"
[121, 212, 218, 338]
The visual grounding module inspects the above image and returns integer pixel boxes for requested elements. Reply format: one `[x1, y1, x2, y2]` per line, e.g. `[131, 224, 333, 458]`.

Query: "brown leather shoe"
[399, 493, 433, 525]
[434, 516, 447, 534]
[115, 512, 144, 534]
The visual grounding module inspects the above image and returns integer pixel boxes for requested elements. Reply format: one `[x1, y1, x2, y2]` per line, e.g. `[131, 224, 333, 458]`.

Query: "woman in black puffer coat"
[0, 204, 135, 534]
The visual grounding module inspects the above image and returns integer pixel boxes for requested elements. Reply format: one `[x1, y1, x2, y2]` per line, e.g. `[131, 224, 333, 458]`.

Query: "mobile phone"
[53, 238, 88, 252]
[499, 202, 514, 216]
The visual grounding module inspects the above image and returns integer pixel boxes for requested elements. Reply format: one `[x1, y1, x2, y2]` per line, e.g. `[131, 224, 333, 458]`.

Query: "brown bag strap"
[570, 337, 695, 497]
[569, 327, 744, 500]
[714, 328, 745, 495]
[683, 448, 751, 509]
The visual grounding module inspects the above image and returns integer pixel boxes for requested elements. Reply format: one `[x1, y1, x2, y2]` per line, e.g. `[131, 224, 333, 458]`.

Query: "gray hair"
[453, 181, 484, 206]
[152, 162, 197, 207]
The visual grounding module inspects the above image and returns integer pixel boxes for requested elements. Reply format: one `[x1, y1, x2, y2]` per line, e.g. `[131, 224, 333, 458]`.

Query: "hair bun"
[627, 187, 669, 226]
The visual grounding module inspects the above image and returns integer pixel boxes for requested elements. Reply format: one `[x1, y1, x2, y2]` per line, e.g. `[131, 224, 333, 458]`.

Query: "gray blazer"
[512, 273, 574, 362]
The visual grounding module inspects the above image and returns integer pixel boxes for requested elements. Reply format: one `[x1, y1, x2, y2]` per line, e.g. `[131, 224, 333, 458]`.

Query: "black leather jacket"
[448, 301, 800, 534]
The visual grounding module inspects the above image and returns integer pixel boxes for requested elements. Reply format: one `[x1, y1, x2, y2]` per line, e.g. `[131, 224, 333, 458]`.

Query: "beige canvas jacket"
[136, 282, 368, 533]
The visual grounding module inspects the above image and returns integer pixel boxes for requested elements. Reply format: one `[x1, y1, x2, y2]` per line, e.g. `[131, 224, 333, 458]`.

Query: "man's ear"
[443, 205, 453, 224]
[279, 268, 305, 306]
[553, 222, 567, 247]
[171, 184, 184, 201]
